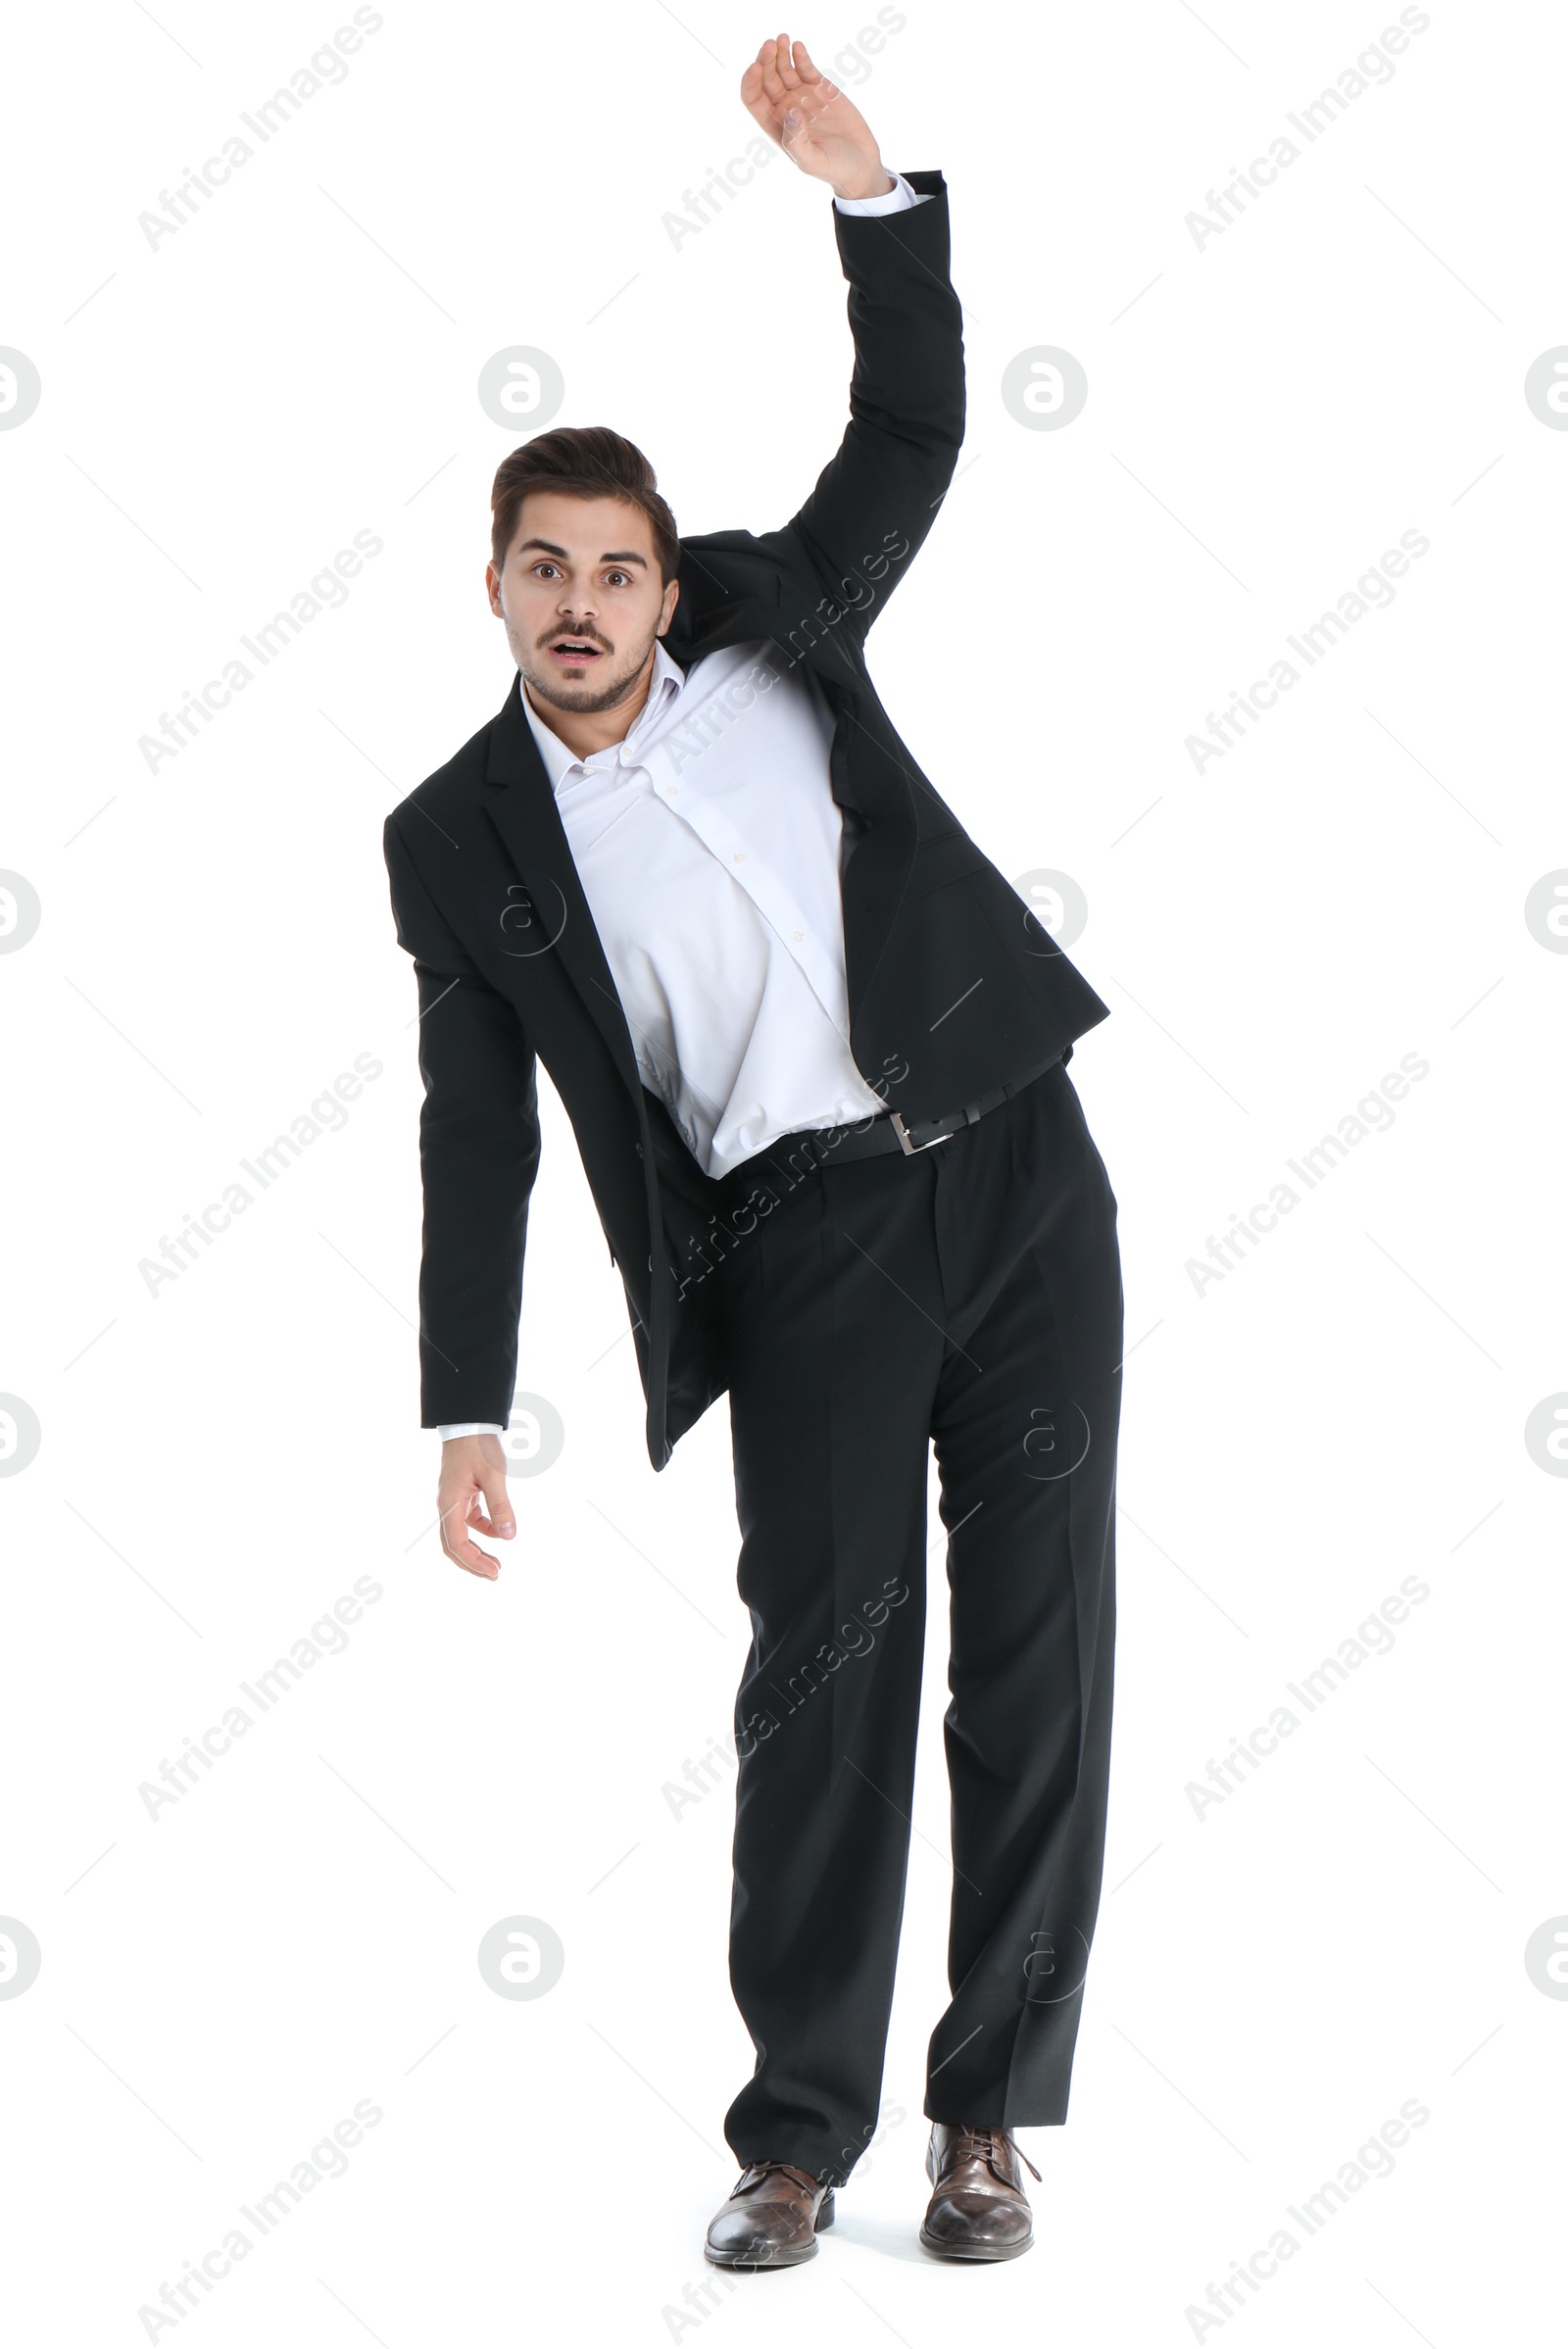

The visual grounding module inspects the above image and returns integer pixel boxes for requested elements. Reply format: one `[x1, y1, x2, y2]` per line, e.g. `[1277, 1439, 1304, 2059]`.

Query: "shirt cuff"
[436, 1422, 505, 1441]
[833, 170, 925, 217]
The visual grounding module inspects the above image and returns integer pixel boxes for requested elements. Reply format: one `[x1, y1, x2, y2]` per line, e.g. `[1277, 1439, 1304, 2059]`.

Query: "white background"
[2, 1, 1564, 2341]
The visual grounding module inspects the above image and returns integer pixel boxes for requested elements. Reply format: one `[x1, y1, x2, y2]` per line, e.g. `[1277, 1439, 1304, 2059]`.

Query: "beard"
[517, 629, 658, 718]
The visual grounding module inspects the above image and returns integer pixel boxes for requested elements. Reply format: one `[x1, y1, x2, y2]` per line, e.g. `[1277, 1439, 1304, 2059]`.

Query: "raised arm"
[740, 34, 965, 634]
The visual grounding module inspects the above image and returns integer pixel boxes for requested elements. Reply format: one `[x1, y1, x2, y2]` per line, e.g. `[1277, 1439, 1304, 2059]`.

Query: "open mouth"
[548, 637, 605, 667]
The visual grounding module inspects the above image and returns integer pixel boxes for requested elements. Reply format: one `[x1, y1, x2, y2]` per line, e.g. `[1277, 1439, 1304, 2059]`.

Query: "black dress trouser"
[714, 1060, 1124, 2185]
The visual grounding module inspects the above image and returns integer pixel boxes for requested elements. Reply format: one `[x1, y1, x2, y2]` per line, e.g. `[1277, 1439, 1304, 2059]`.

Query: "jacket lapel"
[482, 678, 644, 1096]
[816, 671, 916, 1031]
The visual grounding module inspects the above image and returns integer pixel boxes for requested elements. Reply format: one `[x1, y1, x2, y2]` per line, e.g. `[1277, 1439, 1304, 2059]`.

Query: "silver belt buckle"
[889, 1111, 955, 1156]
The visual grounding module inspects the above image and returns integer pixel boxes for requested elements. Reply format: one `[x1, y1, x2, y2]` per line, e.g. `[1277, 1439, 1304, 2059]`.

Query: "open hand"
[740, 32, 893, 201]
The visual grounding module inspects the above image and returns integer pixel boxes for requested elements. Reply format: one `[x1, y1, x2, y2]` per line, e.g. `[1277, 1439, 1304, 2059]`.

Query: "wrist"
[832, 164, 895, 202]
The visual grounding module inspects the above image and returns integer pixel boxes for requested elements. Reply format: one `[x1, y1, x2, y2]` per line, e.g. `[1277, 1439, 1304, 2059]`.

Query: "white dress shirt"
[526, 634, 892, 1166]
[441, 169, 928, 1443]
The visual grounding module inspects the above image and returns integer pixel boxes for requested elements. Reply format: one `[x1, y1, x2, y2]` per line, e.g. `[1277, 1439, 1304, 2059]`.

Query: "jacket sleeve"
[384, 811, 541, 1429]
[787, 169, 965, 645]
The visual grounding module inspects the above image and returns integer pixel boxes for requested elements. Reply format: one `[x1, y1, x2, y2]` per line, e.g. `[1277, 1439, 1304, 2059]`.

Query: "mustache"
[540, 626, 611, 648]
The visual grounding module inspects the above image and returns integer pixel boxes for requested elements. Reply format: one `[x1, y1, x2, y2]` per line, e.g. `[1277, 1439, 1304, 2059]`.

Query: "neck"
[521, 641, 662, 761]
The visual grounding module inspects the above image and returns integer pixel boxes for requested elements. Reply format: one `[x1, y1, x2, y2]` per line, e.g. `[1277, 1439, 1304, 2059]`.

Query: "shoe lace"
[739, 2159, 823, 2197]
[950, 2126, 1042, 2183]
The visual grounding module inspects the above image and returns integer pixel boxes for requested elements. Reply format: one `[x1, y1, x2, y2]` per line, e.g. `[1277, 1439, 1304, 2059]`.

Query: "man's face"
[486, 491, 679, 718]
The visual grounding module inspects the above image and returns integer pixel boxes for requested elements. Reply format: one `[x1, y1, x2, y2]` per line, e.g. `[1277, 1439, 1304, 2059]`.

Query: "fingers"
[445, 1511, 497, 1576]
[759, 30, 800, 108]
[740, 37, 784, 137]
[439, 1497, 499, 1579]
[740, 34, 839, 155]
[757, 34, 785, 111]
[476, 1466, 515, 1542]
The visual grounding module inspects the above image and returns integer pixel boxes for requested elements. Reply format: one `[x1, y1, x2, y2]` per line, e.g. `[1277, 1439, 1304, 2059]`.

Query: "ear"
[485, 562, 504, 617]
[657, 575, 680, 636]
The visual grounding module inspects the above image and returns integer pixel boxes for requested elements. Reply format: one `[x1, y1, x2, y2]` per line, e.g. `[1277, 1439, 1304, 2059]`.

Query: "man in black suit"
[385, 32, 1122, 2268]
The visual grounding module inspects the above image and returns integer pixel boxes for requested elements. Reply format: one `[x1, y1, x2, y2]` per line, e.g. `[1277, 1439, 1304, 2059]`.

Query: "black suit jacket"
[384, 171, 1109, 1468]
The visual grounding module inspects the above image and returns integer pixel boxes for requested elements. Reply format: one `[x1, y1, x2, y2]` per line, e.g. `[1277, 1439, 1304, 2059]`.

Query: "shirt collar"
[518, 638, 687, 794]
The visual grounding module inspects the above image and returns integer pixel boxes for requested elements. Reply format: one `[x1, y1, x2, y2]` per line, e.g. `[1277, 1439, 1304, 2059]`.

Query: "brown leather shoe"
[705, 2161, 836, 2269]
[919, 2123, 1041, 2261]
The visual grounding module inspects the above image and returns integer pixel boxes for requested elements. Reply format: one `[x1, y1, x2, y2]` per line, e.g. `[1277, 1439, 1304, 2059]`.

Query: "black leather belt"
[718, 1048, 1065, 1215]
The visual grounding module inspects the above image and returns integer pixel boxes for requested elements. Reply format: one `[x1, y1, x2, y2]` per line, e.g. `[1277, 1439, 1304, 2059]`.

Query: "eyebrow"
[518, 538, 649, 568]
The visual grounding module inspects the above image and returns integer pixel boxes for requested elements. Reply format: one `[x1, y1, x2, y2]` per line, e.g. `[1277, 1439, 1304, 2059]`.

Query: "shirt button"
[665, 785, 678, 798]
[732, 852, 745, 862]
[793, 929, 804, 941]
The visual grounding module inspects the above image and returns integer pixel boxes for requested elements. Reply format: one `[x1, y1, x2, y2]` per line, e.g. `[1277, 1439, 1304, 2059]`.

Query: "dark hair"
[489, 425, 680, 584]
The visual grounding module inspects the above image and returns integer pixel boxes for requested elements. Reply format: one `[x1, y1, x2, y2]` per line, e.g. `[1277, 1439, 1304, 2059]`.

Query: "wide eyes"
[530, 563, 635, 588]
